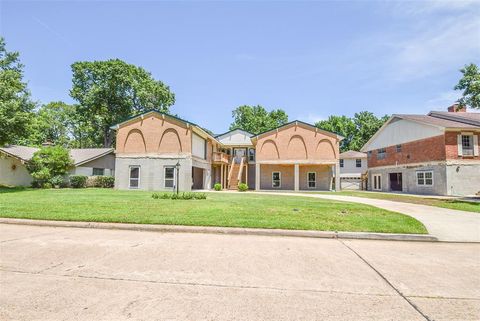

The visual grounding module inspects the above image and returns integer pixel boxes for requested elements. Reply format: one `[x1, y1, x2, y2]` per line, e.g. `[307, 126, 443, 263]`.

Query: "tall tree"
[229, 105, 288, 134]
[455, 63, 480, 109]
[70, 59, 175, 147]
[315, 115, 355, 152]
[0, 37, 35, 146]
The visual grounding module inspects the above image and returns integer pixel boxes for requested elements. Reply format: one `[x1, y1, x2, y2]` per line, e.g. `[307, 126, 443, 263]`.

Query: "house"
[111, 111, 343, 191]
[339, 150, 367, 190]
[0, 145, 115, 186]
[361, 105, 480, 196]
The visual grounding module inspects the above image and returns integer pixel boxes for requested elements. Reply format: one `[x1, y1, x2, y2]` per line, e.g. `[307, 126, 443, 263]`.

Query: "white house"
[339, 150, 367, 190]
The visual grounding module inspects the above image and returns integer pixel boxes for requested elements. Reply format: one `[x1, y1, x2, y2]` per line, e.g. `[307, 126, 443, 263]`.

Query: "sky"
[1, 0, 479, 133]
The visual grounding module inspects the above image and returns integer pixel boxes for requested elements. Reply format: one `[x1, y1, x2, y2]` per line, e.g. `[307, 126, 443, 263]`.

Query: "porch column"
[334, 163, 341, 191]
[255, 163, 260, 191]
[294, 164, 299, 192]
[220, 164, 224, 188]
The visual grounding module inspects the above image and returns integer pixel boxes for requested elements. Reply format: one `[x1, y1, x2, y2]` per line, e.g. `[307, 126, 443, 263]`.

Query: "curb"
[0, 218, 438, 242]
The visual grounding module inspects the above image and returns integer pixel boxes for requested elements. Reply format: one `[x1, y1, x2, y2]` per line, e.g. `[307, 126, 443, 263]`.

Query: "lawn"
[0, 188, 427, 234]
[318, 191, 480, 213]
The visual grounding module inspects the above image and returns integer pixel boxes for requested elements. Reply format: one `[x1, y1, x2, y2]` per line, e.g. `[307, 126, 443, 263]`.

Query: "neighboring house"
[111, 111, 343, 191]
[361, 105, 480, 196]
[0, 145, 115, 186]
[339, 150, 367, 190]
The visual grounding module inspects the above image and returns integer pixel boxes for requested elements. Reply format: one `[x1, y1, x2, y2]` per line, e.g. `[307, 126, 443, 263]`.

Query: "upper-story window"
[248, 148, 255, 162]
[339, 159, 344, 168]
[396, 144, 402, 153]
[462, 135, 474, 156]
[355, 159, 362, 167]
[377, 148, 386, 160]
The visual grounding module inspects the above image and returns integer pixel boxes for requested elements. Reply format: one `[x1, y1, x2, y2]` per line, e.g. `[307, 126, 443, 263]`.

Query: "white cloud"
[426, 90, 460, 109]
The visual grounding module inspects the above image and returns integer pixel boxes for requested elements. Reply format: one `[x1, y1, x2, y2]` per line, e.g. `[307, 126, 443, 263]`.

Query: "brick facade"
[445, 131, 480, 160]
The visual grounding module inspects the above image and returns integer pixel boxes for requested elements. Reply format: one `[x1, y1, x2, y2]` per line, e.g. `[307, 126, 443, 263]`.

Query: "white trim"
[128, 165, 141, 189]
[372, 174, 382, 191]
[164, 166, 175, 189]
[474, 134, 479, 156]
[416, 170, 434, 186]
[307, 172, 316, 189]
[272, 171, 281, 188]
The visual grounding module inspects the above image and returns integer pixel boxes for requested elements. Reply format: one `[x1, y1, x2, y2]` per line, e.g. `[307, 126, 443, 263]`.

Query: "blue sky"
[1, 0, 479, 133]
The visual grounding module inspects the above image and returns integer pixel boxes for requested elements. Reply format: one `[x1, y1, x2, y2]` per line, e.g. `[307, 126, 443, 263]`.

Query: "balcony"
[212, 151, 230, 164]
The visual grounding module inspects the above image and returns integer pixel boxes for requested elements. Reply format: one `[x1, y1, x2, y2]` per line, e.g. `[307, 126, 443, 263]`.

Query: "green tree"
[315, 115, 355, 152]
[229, 105, 288, 134]
[455, 63, 480, 109]
[27, 146, 74, 187]
[70, 59, 175, 147]
[0, 37, 35, 146]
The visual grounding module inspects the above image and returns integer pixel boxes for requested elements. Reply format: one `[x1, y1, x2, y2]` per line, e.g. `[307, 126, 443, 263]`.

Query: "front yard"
[318, 191, 480, 213]
[0, 188, 427, 234]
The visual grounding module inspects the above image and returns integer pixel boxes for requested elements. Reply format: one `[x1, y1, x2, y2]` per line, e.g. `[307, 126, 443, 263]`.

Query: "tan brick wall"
[260, 164, 294, 190]
[367, 135, 446, 168]
[116, 114, 192, 154]
[445, 131, 479, 160]
[299, 165, 332, 190]
[256, 123, 339, 162]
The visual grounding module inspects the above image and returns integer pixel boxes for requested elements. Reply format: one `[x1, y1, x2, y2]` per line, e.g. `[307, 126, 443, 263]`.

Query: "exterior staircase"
[228, 164, 241, 189]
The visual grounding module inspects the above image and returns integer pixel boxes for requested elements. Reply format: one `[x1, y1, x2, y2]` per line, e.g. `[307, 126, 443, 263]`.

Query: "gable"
[216, 129, 253, 146]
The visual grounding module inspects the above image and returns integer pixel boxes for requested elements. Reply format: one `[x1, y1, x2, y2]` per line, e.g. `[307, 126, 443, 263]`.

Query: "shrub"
[213, 183, 222, 191]
[70, 175, 87, 188]
[27, 146, 73, 188]
[97, 176, 115, 188]
[151, 192, 207, 200]
[238, 183, 248, 192]
[50, 175, 65, 188]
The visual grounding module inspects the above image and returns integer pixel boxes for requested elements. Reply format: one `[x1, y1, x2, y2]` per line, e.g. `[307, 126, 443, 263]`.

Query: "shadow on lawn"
[0, 186, 28, 194]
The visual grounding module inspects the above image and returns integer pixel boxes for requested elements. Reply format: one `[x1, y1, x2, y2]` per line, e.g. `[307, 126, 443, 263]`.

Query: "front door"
[389, 173, 403, 191]
[233, 148, 246, 163]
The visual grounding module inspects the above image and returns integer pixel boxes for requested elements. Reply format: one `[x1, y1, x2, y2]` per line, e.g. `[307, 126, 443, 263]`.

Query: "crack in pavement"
[339, 239, 433, 321]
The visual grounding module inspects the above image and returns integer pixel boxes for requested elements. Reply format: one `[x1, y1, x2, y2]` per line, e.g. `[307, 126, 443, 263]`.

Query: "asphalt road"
[1, 224, 479, 321]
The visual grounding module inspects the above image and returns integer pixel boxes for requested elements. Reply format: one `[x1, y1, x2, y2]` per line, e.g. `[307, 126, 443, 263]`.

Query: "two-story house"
[339, 150, 367, 190]
[361, 105, 480, 196]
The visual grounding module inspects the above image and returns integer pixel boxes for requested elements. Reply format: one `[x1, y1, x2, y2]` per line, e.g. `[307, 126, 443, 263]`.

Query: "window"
[356, 159, 362, 167]
[372, 174, 381, 190]
[307, 172, 316, 188]
[396, 144, 402, 153]
[417, 171, 433, 186]
[339, 159, 344, 168]
[272, 172, 281, 188]
[129, 166, 140, 189]
[164, 167, 175, 188]
[248, 148, 255, 162]
[462, 135, 474, 156]
[377, 148, 386, 160]
[92, 168, 104, 176]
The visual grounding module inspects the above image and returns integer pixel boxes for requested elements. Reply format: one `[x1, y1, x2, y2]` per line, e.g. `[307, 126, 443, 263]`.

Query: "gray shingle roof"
[340, 150, 367, 159]
[395, 112, 480, 129]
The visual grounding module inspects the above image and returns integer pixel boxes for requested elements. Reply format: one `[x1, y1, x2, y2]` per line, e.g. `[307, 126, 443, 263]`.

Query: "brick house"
[361, 105, 480, 196]
[111, 111, 343, 191]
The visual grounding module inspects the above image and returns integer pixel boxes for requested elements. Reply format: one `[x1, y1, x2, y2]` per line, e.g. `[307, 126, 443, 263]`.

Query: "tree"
[27, 146, 74, 188]
[0, 37, 35, 146]
[315, 115, 355, 152]
[70, 59, 175, 147]
[316, 111, 389, 152]
[455, 63, 480, 109]
[229, 105, 288, 134]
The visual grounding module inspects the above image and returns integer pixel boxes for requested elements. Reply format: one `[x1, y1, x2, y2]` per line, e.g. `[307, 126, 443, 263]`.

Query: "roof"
[215, 128, 255, 139]
[340, 150, 367, 159]
[393, 114, 479, 129]
[0, 145, 114, 166]
[427, 111, 480, 127]
[251, 120, 344, 141]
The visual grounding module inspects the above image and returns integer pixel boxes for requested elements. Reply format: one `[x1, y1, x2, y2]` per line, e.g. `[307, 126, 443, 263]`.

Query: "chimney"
[447, 104, 467, 113]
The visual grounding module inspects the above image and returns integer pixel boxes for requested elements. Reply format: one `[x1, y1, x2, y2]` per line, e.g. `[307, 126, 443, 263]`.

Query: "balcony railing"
[212, 151, 230, 164]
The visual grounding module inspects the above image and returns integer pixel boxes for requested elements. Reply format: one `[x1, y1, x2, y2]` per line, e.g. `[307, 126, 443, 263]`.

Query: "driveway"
[1, 224, 479, 321]
[251, 191, 480, 242]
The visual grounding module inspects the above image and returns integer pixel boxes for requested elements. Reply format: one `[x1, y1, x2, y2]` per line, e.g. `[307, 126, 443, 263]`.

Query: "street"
[1, 223, 479, 321]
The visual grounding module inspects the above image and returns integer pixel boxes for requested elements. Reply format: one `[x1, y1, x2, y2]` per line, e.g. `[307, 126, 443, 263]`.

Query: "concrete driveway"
[1, 224, 479, 321]
[250, 191, 480, 242]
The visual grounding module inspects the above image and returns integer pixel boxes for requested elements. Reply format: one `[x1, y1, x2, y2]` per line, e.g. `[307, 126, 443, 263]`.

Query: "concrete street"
[1, 223, 479, 321]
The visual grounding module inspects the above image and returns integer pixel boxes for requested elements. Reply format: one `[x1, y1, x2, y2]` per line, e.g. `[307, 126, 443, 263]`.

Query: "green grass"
[317, 191, 480, 213]
[0, 188, 427, 234]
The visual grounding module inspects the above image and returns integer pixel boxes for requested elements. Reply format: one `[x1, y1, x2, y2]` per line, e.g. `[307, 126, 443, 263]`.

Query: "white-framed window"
[417, 171, 433, 186]
[372, 174, 381, 191]
[462, 135, 474, 156]
[307, 172, 316, 188]
[339, 159, 344, 168]
[164, 167, 175, 188]
[92, 168, 104, 176]
[377, 148, 386, 160]
[129, 166, 140, 189]
[356, 159, 362, 167]
[248, 148, 255, 162]
[272, 172, 281, 188]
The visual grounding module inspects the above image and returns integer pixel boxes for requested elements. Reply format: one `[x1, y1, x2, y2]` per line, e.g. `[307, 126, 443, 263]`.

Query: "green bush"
[27, 146, 73, 188]
[93, 176, 115, 188]
[50, 175, 65, 187]
[238, 183, 248, 192]
[213, 183, 222, 191]
[70, 175, 87, 188]
[152, 192, 207, 200]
